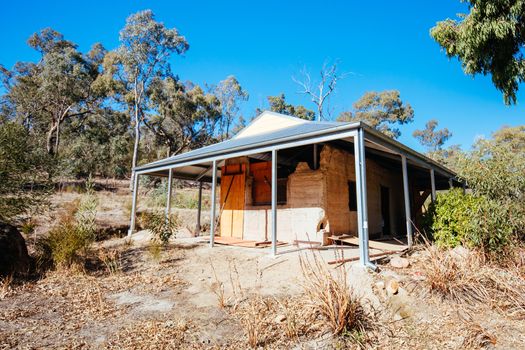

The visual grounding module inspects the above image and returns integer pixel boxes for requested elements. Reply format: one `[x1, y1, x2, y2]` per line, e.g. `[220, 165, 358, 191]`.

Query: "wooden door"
[220, 165, 245, 239]
[380, 185, 391, 236]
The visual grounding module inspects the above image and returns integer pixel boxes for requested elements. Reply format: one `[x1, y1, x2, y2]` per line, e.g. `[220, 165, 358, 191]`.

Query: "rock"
[386, 279, 399, 295]
[375, 281, 385, 290]
[0, 222, 30, 276]
[449, 246, 471, 262]
[390, 256, 410, 269]
[274, 314, 287, 323]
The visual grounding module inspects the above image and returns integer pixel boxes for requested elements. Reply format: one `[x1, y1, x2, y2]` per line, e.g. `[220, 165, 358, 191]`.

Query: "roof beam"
[135, 129, 359, 176]
[362, 127, 455, 178]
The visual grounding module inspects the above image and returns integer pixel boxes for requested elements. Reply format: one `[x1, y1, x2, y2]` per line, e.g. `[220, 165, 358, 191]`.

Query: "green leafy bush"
[425, 189, 514, 255]
[38, 178, 98, 268]
[140, 211, 179, 244]
[426, 126, 525, 257]
[0, 122, 52, 222]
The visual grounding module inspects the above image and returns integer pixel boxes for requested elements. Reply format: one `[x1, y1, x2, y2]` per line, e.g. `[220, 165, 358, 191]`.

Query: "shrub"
[140, 211, 179, 244]
[38, 178, 98, 268]
[425, 189, 515, 255]
[45, 219, 93, 267]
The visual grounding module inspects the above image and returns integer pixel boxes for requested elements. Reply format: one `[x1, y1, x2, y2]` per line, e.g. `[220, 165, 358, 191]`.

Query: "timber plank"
[329, 236, 407, 252]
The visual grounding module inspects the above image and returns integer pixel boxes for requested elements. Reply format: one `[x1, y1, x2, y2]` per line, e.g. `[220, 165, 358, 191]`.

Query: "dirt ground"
[2, 232, 525, 349]
[2, 185, 525, 349]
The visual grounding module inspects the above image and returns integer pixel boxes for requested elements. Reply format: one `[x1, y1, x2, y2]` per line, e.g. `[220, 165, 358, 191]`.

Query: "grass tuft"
[418, 243, 525, 319]
[299, 252, 367, 335]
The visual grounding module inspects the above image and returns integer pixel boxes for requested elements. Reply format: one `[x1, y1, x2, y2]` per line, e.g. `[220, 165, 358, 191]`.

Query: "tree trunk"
[55, 119, 61, 155]
[130, 102, 141, 191]
[46, 122, 58, 155]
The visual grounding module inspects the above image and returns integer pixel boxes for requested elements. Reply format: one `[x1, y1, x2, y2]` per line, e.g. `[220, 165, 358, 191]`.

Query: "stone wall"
[222, 144, 407, 244]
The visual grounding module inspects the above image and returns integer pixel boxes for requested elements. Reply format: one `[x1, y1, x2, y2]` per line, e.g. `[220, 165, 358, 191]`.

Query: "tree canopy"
[214, 76, 249, 140]
[146, 77, 222, 156]
[96, 10, 189, 186]
[1, 28, 104, 156]
[431, 0, 525, 104]
[257, 93, 315, 121]
[337, 90, 414, 139]
[413, 119, 452, 152]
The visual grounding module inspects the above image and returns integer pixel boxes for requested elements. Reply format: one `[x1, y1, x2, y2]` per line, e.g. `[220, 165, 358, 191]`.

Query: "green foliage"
[426, 126, 525, 256]
[1, 28, 105, 157]
[140, 211, 179, 245]
[257, 93, 315, 121]
[431, 1, 525, 104]
[38, 179, 98, 267]
[413, 119, 452, 153]
[456, 126, 525, 203]
[61, 110, 132, 178]
[214, 75, 249, 140]
[426, 189, 513, 253]
[0, 122, 51, 222]
[97, 10, 190, 182]
[337, 90, 414, 139]
[147, 78, 222, 155]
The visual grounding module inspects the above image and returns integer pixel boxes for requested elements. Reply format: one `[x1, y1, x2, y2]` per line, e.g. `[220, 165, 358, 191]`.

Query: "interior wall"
[220, 144, 407, 244]
[321, 145, 405, 238]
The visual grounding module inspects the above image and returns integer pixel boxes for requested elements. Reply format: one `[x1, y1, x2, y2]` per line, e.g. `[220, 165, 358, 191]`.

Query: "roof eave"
[134, 121, 362, 173]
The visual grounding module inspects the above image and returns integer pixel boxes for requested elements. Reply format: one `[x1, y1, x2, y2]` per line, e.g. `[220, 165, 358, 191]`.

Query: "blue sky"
[1, 0, 523, 151]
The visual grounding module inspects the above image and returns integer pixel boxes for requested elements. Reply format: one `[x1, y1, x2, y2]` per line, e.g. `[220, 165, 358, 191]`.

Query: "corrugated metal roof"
[136, 112, 353, 171]
[135, 110, 456, 179]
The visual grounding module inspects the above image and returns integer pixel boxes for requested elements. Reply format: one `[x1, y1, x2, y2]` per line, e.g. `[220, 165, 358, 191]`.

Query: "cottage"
[128, 111, 459, 267]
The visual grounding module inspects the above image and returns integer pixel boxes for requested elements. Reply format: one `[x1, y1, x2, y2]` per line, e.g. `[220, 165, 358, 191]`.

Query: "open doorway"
[380, 185, 391, 236]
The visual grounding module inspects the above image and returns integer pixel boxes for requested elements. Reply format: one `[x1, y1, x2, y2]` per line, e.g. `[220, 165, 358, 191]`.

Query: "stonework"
[222, 144, 407, 245]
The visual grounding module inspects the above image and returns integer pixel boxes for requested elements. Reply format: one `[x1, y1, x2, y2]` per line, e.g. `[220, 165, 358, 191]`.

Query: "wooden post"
[430, 168, 436, 202]
[271, 149, 278, 256]
[354, 129, 370, 266]
[127, 172, 139, 238]
[209, 160, 218, 248]
[402, 155, 413, 247]
[165, 169, 173, 222]
[196, 181, 203, 236]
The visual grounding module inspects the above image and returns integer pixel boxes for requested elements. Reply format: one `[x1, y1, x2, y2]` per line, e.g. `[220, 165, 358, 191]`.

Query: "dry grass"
[105, 319, 195, 349]
[417, 243, 525, 319]
[240, 295, 266, 348]
[0, 246, 185, 348]
[210, 260, 226, 308]
[299, 252, 367, 336]
[0, 275, 13, 300]
[460, 313, 497, 349]
[209, 258, 247, 309]
[232, 294, 318, 348]
[98, 248, 122, 274]
[148, 241, 164, 262]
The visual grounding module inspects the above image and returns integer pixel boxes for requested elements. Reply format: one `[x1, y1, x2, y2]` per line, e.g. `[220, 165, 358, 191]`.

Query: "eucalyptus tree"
[337, 90, 414, 139]
[257, 93, 315, 121]
[146, 76, 222, 156]
[214, 75, 249, 140]
[0, 28, 104, 156]
[431, 0, 525, 104]
[413, 119, 452, 153]
[97, 10, 189, 188]
[0, 122, 50, 223]
[293, 61, 345, 121]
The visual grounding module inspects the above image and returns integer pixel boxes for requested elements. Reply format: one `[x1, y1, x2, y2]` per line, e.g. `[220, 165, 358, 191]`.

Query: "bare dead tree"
[292, 61, 346, 121]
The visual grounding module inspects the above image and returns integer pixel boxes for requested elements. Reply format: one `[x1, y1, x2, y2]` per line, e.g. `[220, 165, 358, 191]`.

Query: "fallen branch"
[328, 250, 400, 266]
